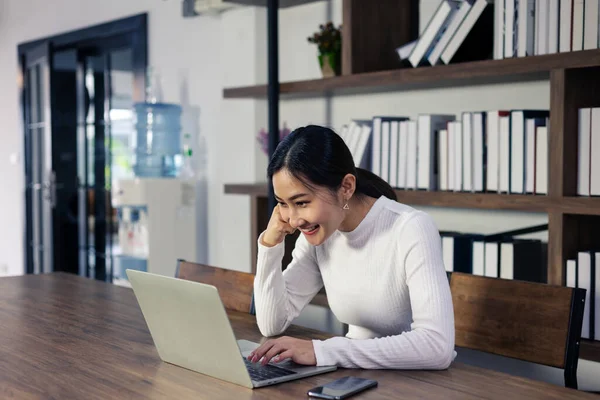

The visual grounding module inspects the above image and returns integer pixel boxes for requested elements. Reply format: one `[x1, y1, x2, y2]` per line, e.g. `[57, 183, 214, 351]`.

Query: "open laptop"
[125, 269, 337, 389]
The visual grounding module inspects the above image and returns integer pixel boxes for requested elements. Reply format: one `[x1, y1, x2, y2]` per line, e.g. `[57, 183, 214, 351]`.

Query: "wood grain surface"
[1, 273, 596, 399]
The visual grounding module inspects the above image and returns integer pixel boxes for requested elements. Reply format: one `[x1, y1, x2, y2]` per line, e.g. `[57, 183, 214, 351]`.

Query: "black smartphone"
[307, 376, 378, 399]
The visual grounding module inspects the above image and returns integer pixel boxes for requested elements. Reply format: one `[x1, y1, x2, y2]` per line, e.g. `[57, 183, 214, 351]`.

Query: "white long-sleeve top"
[253, 196, 456, 370]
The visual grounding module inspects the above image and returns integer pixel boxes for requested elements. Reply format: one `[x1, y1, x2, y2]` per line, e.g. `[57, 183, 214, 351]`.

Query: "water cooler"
[112, 99, 199, 285]
[112, 178, 198, 283]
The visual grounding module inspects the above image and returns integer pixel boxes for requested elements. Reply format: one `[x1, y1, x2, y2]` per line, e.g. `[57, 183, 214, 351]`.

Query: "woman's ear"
[339, 173, 356, 200]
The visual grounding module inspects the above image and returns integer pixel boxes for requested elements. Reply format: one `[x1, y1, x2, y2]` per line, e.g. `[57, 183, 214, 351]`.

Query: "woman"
[248, 125, 455, 370]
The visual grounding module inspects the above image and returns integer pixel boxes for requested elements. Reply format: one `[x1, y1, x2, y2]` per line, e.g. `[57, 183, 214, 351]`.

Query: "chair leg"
[564, 289, 585, 390]
[564, 366, 578, 390]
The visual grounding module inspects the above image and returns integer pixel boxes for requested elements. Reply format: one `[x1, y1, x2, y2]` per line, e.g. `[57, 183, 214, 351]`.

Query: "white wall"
[219, 6, 268, 271]
[0, 0, 256, 275]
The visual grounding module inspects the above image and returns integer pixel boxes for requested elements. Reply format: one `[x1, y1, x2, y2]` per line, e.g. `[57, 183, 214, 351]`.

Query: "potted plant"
[307, 22, 342, 78]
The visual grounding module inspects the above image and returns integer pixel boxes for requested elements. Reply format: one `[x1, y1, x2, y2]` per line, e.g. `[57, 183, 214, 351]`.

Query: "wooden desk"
[0, 273, 596, 399]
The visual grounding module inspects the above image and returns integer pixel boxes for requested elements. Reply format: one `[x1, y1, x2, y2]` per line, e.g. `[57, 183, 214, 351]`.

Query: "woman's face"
[272, 169, 346, 246]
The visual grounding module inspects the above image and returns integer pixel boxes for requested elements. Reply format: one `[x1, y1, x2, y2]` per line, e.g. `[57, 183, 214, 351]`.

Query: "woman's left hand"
[247, 336, 316, 366]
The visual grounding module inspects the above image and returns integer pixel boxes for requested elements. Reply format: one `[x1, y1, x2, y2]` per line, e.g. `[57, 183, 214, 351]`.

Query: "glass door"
[77, 53, 107, 281]
[77, 47, 135, 282]
[23, 43, 55, 275]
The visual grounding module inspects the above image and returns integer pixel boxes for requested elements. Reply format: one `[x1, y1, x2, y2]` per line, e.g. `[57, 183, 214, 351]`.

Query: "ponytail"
[355, 168, 397, 201]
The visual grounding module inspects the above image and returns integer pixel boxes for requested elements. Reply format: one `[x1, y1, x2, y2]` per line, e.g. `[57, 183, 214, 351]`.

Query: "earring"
[343, 203, 349, 210]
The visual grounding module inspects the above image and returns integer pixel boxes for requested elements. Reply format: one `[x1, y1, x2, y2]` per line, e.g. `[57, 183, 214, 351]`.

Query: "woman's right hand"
[260, 204, 296, 247]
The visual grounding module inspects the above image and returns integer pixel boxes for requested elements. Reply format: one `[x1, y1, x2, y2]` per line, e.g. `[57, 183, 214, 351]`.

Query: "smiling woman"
[250, 125, 456, 370]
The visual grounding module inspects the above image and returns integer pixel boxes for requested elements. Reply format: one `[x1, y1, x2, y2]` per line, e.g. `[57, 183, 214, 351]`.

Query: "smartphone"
[307, 376, 378, 399]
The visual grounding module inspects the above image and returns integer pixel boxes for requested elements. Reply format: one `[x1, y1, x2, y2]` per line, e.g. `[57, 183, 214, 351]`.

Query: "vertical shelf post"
[547, 212, 564, 285]
[548, 67, 600, 285]
[267, 0, 279, 213]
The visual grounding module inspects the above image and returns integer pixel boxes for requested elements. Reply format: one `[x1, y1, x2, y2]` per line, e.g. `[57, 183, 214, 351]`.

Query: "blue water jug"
[133, 102, 182, 177]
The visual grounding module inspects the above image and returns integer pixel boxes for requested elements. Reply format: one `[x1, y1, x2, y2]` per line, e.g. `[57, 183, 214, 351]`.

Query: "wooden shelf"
[581, 339, 600, 362]
[392, 191, 551, 213]
[223, 0, 324, 8]
[555, 197, 600, 215]
[393, 193, 600, 215]
[223, 49, 600, 99]
[225, 183, 556, 213]
[224, 183, 600, 215]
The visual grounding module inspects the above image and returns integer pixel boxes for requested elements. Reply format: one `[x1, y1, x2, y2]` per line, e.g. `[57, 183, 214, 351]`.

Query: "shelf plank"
[223, 49, 600, 99]
[225, 183, 553, 212]
[225, 184, 600, 214]
[393, 190, 551, 212]
[581, 339, 600, 363]
[556, 197, 600, 215]
[223, 0, 324, 8]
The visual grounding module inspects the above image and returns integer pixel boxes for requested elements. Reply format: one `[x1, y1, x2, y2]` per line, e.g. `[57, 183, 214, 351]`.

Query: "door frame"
[18, 14, 147, 102]
[18, 14, 147, 275]
[21, 42, 54, 276]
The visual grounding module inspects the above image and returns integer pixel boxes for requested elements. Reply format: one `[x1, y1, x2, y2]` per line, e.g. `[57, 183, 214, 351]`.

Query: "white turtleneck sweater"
[253, 196, 456, 370]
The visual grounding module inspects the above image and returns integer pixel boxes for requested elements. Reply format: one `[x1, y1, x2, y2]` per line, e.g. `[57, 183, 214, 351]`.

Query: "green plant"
[307, 22, 342, 55]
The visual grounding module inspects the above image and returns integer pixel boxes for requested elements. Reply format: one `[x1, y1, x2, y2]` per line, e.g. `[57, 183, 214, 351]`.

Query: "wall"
[0, 0, 259, 276]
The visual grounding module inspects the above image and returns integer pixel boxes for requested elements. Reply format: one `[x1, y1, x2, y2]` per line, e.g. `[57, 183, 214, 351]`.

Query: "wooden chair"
[175, 259, 256, 315]
[450, 272, 586, 389]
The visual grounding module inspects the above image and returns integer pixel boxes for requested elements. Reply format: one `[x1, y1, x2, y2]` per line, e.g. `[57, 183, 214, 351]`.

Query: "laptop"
[125, 269, 337, 388]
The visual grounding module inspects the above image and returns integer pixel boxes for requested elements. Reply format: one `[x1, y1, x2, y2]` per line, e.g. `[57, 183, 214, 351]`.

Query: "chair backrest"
[450, 272, 585, 389]
[175, 260, 256, 315]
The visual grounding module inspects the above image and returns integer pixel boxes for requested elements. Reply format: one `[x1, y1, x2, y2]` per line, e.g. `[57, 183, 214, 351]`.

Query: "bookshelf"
[224, 50, 600, 99]
[225, 183, 600, 215]
[222, 1, 600, 363]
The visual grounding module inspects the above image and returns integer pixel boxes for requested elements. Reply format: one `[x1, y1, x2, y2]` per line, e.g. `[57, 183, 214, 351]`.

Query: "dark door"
[20, 15, 147, 280]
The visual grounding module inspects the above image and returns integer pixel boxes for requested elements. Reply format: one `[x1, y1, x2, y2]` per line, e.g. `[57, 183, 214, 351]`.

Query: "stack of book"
[399, 0, 600, 65]
[442, 231, 547, 283]
[398, 0, 494, 67]
[496, 0, 600, 58]
[577, 107, 600, 197]
[338, 109, 550, 195]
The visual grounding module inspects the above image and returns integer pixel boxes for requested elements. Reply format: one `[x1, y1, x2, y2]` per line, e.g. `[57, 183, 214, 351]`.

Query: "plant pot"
[318, 51, 341, 78]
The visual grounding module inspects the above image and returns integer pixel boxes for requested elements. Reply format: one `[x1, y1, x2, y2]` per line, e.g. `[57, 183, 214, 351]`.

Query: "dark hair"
[267, 125, 397, 202]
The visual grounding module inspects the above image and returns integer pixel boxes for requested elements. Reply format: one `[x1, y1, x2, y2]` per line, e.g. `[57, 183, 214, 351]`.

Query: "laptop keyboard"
[243, 358, 297, 381]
